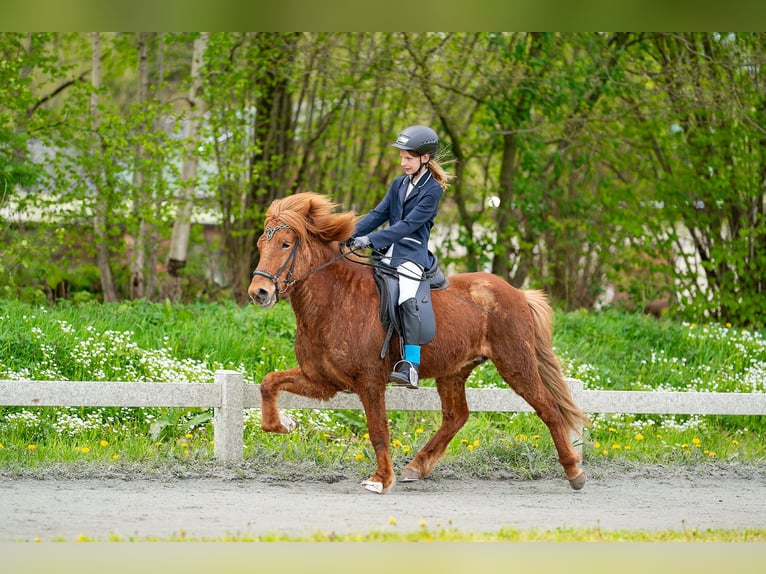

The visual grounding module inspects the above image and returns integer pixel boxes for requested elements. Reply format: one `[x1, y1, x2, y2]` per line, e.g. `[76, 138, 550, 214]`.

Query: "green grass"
[1, 298, 765, 474]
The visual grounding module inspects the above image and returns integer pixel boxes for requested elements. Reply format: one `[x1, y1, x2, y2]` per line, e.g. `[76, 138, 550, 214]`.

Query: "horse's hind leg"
[401, 369, 471, 482]
[493, 357, 584, 488]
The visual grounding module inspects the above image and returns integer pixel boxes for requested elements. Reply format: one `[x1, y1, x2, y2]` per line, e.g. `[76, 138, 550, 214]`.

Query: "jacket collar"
[399, 169, 432, 205]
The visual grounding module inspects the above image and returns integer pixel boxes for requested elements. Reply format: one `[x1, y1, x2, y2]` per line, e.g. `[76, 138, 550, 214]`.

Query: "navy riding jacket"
[354, 169, 443, 270]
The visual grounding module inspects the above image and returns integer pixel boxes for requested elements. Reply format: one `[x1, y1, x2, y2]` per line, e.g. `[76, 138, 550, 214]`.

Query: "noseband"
[252, 224, 301, 302]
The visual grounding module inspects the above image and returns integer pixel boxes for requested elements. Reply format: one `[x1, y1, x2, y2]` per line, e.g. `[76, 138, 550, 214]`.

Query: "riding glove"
[352, 236, 371, 249]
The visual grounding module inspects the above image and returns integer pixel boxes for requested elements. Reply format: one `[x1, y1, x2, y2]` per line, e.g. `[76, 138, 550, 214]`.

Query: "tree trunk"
[90, 32, 119, 303]
[167, 32, 208, 302]
[129, 32, 152, 300]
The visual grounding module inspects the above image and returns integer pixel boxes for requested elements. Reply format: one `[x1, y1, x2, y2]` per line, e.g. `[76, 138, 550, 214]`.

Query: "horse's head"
[248, 192, 357, 307]
[248, 222, 301, 307]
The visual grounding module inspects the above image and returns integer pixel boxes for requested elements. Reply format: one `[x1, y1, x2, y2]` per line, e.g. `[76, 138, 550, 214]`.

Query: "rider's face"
[399, 150, 429, 176]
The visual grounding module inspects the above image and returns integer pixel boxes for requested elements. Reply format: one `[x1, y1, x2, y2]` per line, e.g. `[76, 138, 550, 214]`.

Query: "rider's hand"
[352, 236, 371, 250]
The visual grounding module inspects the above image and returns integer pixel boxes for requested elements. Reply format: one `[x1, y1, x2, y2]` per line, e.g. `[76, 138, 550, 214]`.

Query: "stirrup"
[388, 360, 419, 389]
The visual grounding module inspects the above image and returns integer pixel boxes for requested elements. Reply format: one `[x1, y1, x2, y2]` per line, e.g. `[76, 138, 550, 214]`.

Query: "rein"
[253, 223, 494, 315]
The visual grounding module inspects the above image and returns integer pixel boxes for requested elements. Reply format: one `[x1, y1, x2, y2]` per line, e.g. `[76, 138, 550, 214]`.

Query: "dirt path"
[2, 466, 766, 541]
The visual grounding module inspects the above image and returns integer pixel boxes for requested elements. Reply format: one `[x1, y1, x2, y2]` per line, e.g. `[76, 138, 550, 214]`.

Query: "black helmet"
[391, 125, 439, 155]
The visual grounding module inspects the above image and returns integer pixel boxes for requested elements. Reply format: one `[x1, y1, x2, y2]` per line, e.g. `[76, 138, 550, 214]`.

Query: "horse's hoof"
[361, 480, 384, 494]
[400, 467, 422, 482]
[278, 410, 298, 433]
[568, 470, 587, 491]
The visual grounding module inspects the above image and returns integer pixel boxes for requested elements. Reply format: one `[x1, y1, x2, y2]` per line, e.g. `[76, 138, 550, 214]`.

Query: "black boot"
[388, 298, 421, 389]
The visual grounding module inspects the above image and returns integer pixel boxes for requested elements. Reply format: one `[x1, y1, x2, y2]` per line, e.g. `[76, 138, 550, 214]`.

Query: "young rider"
[351, 125, 454, 389]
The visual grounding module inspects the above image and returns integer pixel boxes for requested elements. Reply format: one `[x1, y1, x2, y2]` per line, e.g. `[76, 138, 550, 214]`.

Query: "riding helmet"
[392, 125, 439, 155]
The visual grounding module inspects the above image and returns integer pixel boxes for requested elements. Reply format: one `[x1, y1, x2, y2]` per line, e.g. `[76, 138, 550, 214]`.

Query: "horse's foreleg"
[401, 372, 471, 482]
[356, 385, 395, 494]
[259, 367, 336, 434]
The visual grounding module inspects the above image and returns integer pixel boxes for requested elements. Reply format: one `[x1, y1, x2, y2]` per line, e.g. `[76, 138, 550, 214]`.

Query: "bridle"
[252, 223, 351, 303]
[251, 224, 301, 301]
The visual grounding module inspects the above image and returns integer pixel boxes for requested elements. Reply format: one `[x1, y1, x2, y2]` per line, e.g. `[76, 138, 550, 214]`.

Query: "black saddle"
[373, 256, 448, 359]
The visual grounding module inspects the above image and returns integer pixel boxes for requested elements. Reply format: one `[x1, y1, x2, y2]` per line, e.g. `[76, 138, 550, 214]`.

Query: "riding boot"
[388, 298, 421, 389]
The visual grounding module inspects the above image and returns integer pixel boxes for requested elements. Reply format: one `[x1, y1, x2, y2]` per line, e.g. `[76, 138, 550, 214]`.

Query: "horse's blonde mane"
[266, 192, 357, 243]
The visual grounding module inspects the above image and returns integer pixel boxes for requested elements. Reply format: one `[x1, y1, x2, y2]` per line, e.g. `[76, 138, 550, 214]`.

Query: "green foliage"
[1, 32, 765, 324]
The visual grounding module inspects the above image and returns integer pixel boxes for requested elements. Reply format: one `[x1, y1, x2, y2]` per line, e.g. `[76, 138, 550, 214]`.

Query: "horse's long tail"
[525, 290, 591, 435]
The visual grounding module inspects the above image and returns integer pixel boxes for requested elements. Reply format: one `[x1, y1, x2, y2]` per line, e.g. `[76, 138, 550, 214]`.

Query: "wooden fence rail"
[2, 370, 765, 462]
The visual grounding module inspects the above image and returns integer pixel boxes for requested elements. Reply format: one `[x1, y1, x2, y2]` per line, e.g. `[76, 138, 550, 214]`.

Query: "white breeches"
[396, 260, 423, 304]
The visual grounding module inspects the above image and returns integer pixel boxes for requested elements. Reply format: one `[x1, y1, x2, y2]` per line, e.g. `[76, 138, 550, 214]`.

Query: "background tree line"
[1, 32, 764, 327]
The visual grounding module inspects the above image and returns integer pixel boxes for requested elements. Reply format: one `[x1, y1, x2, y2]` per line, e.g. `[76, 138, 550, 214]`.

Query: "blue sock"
[404, 344, 420, 366]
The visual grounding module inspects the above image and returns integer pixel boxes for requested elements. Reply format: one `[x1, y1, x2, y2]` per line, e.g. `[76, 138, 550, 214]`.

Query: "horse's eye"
[281, 241, 291, 249]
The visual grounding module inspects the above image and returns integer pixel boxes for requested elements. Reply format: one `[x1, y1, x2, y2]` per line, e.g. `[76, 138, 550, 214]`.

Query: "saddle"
[373, 256, 448, 359]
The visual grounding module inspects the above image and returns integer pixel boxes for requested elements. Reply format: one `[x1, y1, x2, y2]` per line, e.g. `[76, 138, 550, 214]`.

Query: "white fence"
[2, 369, 765, 462]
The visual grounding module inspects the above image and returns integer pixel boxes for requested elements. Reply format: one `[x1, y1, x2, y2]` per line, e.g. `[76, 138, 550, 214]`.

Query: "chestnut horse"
[248, 192, 589, 494]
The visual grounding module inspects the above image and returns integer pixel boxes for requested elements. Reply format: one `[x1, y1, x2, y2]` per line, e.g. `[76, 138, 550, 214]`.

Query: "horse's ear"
[303, 195, 319, 227]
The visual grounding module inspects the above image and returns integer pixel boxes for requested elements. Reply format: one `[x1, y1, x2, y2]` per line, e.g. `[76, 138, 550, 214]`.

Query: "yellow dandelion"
[354, 453, 364, 461]
[363, 433, 370, 440]
[467, 444, 474, 452]
[612, 444, 621, 450]
[185, 433, 193, 440]
[81, 447, 90, 454]
[112, 455, 119, 461]
[392, 439, 402, 448]
[27, 444, 37, 451]
[593, 442, 601, 450]
[731, 440, 739, 446]
[419, 519, 427, 528]
[725, 322, 732, 328]
[690, 323, 697, 328]
[0, 443, 4, 449]
[34, 538, 41, 543]
[608, 427, 616, 433]
[402, 445, 411, 454]
[602, 449, 608, 456]
[692, 438, 701, 447]
[389, 516, 397, 526]
[100, 440, 109, 447]
[656, 434, 663, 440]
[77, 534, 89, 543]
[624, 445, 632, 451]
[415, 428, 424, 434]
[460, 439, 468, 445]
[708, 451, 716, 457]
[184, 449, 190, 457]
[473, 439, 480, 447]
[634, 433, 644, 441]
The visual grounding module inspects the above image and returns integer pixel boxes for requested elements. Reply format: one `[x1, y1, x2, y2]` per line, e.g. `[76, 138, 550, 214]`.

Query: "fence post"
[213, 370, 244, 463]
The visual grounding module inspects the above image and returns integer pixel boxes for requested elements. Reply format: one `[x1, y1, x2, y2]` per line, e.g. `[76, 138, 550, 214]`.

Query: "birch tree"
[167, 32, 208, 302]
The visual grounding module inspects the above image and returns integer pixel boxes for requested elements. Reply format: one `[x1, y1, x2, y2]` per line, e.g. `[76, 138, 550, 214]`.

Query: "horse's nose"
[256, 288, 270, 303]
[249, 286, 272, 306]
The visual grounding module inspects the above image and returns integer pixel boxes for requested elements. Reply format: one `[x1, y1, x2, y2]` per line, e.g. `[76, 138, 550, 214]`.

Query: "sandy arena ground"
[2, 464, 765, 541]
